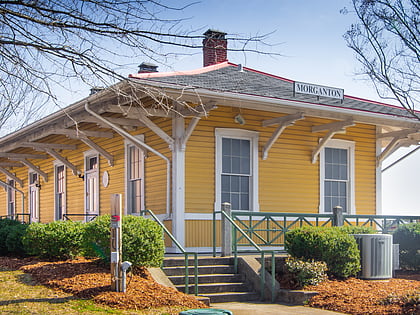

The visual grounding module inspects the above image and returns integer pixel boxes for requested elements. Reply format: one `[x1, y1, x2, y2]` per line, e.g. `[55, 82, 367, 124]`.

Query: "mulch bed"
[0, 256, 206, 311]
[306, 275, 420, 315]
[0, 256, 419, 314]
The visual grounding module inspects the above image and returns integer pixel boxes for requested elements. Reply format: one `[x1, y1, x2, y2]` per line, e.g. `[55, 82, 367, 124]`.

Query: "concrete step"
[176, 282, 249, 294]
[162, 265, 234, 276]
[163, 257, 233, 267]
[169, 273, 244, 285]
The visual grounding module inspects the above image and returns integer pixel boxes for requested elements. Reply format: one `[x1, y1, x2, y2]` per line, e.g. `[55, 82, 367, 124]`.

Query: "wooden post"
[110, 194, 122, 292]
[332, 206, 344, 227]
[221, 202, 232, 257]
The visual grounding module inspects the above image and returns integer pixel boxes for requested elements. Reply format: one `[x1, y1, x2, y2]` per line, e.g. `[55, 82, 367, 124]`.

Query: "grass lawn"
[0, 267, 186, 315]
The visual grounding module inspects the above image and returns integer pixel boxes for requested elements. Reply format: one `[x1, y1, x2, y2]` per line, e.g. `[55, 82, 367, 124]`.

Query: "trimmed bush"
[285, 226, 361, 278]
[339, 225, 377, 235]
[83, 215, 164, 268]
[0, 218, 23, 255]
[22, 220, 84, 259]
[393, 222, 420, 270]
[5, 223, 28, 255]
[284, 257, 328, 288]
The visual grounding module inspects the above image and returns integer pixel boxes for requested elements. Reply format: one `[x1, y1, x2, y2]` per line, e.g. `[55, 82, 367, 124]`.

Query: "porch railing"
[141, 209, 199, 296]
[228, 211, 420, 249]
[63, 213, 98, 222]
[0, 213, 30, 223]
[213, 208, 277, 302]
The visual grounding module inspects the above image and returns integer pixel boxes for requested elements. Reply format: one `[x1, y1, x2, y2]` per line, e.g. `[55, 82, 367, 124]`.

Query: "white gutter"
[84, 102, 170, 215]
[0, 179, 25, 222]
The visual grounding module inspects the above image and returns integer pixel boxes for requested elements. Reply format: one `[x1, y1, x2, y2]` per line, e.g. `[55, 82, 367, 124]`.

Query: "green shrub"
[0, 219, 23, 255]
[82, 215, 110, 260]
[83, 215, 164, 268]
[285, 226, 361, 278]
[5, 223, 28, 255]
[393, 222, 420, 270]
[22, 220, 84, 259]
[339, 225, 377, 234]
[284, 257, 328, 288]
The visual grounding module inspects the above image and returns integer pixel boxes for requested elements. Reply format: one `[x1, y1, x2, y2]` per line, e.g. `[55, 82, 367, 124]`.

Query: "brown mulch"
[306, 275, 420, 315]
[0, 256, 419, 314]
[0, 256, 206, 312]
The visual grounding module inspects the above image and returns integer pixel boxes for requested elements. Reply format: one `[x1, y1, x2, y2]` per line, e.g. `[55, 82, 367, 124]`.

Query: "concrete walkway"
[211, 302, 344, 314]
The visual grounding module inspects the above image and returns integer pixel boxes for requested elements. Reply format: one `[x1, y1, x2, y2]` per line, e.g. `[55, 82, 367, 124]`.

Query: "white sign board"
[294, 81, 344, 100]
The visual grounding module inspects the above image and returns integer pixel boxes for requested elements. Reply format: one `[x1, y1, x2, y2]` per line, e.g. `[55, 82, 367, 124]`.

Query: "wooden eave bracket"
[79, 137, 114, 166]
[311, 119, 355, 164]
[54, 128, 114, 139]
[261, 112, 305, 160]
[44, 149, 81, 175]
[15, 159, 48, 182]
[0, 167, 23, 187]
[20, 142, 77, 151]
[179, 103, 217, 148]
[376, 131, 420, 166]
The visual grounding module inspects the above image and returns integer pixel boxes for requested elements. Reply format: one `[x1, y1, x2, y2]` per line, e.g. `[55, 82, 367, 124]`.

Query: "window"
[215, 129, 259, 211]
[7, 179, 15, 217]
[55, 165, 66, 220]
[125, 141, 144, 214]
[85, 154, 99, 217]
[320, 139, 355, 214]
[29, 172, 39, 222]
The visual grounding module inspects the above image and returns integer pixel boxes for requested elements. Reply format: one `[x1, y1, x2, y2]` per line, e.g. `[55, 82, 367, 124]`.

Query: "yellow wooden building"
[0, 30, 419, 251]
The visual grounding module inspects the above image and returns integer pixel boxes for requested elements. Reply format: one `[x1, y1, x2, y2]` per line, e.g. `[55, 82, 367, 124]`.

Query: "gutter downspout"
[0, 179, 25, 222]
[84, 103, 170, 215]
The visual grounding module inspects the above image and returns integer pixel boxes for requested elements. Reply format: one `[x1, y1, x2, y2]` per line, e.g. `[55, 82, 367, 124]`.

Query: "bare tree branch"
[344, 0, 420, 120]
[0, 0, 276, 134]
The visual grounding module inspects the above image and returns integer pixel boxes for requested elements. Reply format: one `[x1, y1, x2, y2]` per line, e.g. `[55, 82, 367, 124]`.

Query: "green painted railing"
[141, 209, 199, 296]
[228, 211, 420, 248]
[213, 210, 277, 302]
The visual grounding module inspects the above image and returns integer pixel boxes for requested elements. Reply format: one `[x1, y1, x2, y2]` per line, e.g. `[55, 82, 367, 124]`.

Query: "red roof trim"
[129, 61, 231, 79]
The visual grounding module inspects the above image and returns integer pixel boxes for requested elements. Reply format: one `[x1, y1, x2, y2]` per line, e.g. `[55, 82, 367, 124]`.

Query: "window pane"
[231, 157, 240, 174]
[222, 156, 231, 173]
[240, 193, 249, 210]
[222, 138, 231, 155]
[240, 140, 250, 158]
[222, 175, 230, 192]
[339, 165, 347, 180]
[231, 194, 239, 210]
[241, 157, 250, 174]
[231, 176, 239, 192]
[241, 177, 249, 193]
[232, 139, 240, 154]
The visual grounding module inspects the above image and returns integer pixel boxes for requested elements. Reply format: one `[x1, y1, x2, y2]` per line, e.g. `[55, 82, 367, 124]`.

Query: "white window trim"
[214, 128, 259, 212]
[54, 162, 66, 220]
[28, 171, 40, 222]
[124, 135, 145, 215]
[319, 139, 355, 214]
[6, 177, 15, 216]
[84, 150, 100, 216]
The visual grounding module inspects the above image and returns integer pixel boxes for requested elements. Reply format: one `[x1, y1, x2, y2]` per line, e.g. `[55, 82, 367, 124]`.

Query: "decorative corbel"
[261, 112, 305, 160]
[311, 119, 354, 163]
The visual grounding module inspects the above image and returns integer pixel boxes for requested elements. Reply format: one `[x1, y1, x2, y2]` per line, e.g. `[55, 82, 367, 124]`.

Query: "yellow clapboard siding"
[185, 106, 377, 216]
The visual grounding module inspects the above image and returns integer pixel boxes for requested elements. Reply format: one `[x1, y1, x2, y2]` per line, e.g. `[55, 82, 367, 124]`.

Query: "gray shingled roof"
[137, 63, 412, 119]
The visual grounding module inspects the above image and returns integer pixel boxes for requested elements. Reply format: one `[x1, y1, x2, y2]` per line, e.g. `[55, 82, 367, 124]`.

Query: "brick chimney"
[138, 62, 158, 73]
[203, 29, 227, 67]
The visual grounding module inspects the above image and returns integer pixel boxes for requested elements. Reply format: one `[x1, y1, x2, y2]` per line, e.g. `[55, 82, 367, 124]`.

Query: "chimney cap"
[138, 62, 158, 73]
[204, 29, 227, 39]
